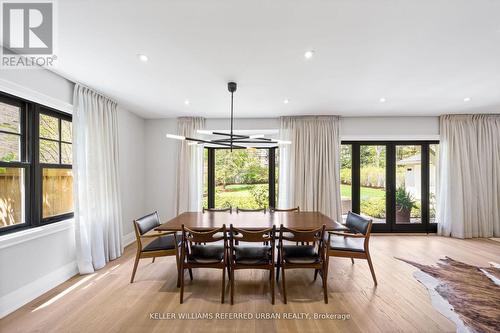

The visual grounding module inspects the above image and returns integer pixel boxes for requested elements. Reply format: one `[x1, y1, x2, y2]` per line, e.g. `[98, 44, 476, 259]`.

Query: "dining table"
[156, 211, 348, 232]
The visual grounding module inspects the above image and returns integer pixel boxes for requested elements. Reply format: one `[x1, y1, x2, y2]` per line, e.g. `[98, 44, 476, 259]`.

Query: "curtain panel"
[175, 117, 206, 214]
[437, 114, 500, 238]
[278, 115, 342, 221]
[73, 84, 123, 274]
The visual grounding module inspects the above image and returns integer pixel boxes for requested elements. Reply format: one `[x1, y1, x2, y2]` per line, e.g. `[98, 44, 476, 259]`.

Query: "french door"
[341, 141, 438, 233]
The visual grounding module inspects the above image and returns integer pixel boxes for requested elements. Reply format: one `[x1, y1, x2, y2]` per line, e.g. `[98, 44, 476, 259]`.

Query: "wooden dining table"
[156, 211, 348, 232]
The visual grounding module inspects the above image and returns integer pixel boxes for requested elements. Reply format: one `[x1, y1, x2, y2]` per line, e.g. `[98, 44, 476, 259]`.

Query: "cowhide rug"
[397, 256, 500, 333]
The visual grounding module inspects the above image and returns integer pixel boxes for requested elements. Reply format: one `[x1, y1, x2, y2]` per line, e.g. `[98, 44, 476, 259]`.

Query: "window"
[205, 148, 277, 209]
[429, 144, 439, 223]
[360, 145, 387, 223]
[0, 91, 73, 235]
[0, 96, 27, 232]
[39, 111, 73, 221]
[340, 144, 352, 218]
[341, 141, 438, 233]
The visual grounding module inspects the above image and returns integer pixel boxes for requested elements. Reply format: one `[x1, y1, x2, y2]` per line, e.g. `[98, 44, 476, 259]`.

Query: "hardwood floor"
[1, 236, 499, 333]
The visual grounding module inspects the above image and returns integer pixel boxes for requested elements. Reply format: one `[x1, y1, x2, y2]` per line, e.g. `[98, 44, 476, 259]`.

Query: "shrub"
[250, 184, 269, 208]
[395, 186, 417, 211]
[360, 197, 386, 218]
[340, 168, 351, 184]
[360, 167, 385, 188]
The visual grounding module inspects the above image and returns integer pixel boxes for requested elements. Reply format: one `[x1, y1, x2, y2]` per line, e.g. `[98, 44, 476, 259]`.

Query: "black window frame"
[0, 91, 73, 236]
[37, 106, 74, 225]
[0, 94, 31, 234]
[205, 146, 277, 209]
[342, 140, 439, 233]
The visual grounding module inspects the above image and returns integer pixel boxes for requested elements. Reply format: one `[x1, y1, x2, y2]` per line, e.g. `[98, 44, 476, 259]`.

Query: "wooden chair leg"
[366, 252, 378, 285]
[130, 254, 140, 283]
[321, 263, 328, 304]
[314, 269, 319, 281]
[221, 267, 225, 304]
[152, 257, 155, 263]
[175, 252, 181, 288]
[281, 267, 287, 304]
[230, 267, 235, 305]
[180, 265, 185, 304]
[188, 268, 193, 280]
[351, 258, 354, 264]
[270, 267, 275, 305]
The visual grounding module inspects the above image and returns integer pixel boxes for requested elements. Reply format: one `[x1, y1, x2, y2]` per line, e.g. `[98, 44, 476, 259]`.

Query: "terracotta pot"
[396, 206, 411, 223]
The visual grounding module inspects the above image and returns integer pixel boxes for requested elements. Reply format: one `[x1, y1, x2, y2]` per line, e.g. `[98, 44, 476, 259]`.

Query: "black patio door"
[342, 141, 438, 233]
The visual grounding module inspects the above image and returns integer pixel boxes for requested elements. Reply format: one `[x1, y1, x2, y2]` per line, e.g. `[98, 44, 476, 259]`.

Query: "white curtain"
[175, 117, 205, 214]
[278, 116, 342, 221]
[437, 114, 500, 238]
[73, 84, 123, 274]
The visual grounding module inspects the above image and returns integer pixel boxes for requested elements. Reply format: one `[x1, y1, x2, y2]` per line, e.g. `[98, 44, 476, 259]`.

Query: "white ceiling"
[54, 0, 500, 118]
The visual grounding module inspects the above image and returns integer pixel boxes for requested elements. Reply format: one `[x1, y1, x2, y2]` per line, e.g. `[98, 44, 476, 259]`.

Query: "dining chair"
[270, 207, 304, 245]
[203, 207, 232, 213]
[325, 211, 377, 285]
[270, 206, 300, 212]
[228, 225, 276, 304]
[276, 224, 328, 304]
[179, 224, 228, 304]
[236, 207, 266, 213]
[130, 211, 182, 285]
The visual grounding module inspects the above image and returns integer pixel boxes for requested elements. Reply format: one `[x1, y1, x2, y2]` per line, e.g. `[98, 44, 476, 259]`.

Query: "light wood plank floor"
[1, 236, 499, 333]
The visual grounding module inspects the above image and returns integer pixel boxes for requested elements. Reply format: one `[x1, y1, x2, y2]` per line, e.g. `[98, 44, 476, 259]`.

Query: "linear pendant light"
[166, 82, 292, 149]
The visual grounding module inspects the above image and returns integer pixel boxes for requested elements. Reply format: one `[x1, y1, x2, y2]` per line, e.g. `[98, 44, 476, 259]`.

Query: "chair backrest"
[134, 211, 160, 236]
[181, 224, 227, 244]
[346, 211, 372, 235]
[271, 206, 300, 213]
[202, 207, 232, 213]
[279, 224, 325, 249]
[236, 207, 266, 213]
[230, 225, 275, 244]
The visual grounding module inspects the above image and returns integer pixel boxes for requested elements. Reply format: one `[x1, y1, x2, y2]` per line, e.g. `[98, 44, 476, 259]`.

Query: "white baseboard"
[122, 231, 136, 248]
[0, 261, 78, 319]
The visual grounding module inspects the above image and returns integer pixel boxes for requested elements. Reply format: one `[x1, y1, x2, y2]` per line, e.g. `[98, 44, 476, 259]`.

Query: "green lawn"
[209, 183, 384, 206]
[341, 184, 385, 199]
[212, 183, 268, 209]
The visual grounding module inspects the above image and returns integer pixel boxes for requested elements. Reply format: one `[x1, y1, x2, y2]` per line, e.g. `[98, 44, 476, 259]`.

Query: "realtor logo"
[1, 1, 56, 68]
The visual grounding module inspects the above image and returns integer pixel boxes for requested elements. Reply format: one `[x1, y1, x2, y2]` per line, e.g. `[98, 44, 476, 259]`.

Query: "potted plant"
[395, 186, 417, 223]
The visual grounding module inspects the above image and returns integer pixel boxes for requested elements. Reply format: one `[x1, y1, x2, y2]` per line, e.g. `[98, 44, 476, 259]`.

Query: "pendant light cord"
[230, 91, 234, 151]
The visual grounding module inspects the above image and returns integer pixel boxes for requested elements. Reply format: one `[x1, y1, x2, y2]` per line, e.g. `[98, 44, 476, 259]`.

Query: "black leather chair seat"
[282, 245, 319, 264]
[329, 235, 365, 252]
[188, 245, 225, 264]
[234, 245, 271, 265]
[143, 234, 179, 252]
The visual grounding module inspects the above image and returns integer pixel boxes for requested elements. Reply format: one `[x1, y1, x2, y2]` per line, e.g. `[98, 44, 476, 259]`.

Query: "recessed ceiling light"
[379, 97, 387, 103]
[137, 54, 148, 62]
[463, 97, 471, 102]
[304, 50, 315, 59]
[184, 99, 190, 105]
[283, 99, 290, 104]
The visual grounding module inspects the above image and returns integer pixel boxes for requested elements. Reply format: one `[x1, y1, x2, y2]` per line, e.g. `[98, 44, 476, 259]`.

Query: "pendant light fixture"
[166, 82, 292, 149]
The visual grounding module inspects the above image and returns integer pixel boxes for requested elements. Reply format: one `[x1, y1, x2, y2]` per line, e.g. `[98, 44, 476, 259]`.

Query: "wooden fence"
[0, 168, 73, 227]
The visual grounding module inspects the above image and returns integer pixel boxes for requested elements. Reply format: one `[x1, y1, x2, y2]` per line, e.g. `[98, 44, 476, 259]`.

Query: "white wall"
[144, 118, 178, 221]
[0, 69, 73, 112]
[117, 107, 146, 243]
[341, 116, 440, 140]
[207, 116, 440, 139]
[0, 70, 148, 318]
